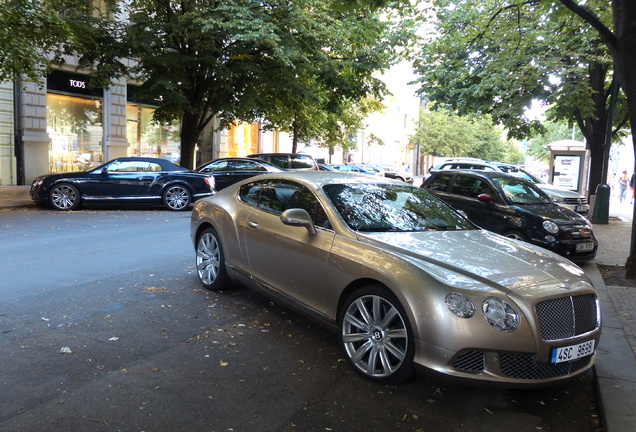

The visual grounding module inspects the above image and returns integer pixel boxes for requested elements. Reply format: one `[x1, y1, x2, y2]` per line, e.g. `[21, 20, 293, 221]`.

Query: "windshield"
[323, 183, 475, 232]
[492, 176, 553, 205]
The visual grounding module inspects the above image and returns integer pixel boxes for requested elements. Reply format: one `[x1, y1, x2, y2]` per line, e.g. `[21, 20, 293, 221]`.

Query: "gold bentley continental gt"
[190, 171, 601, 387]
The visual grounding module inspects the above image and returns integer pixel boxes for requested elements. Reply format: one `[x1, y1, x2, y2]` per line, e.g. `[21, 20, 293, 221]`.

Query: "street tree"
[124, 0, 416, 169]
[0, 0, 126, 85]
[412, 109, 523, 163]
[557, 2, 636, 277]
[413, 0, 627, 201]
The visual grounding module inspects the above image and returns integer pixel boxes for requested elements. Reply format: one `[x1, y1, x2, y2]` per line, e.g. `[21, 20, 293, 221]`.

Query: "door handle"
[247, 221, 259, 229]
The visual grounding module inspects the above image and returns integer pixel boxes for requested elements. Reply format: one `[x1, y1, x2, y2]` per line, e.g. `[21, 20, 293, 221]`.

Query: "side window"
[452, 176, 495, 198]
[238, 180, 330, 226]
[211, 161, 231, 172]
[286, 185, 330, 228]
[148, 163, 162, 172]
[235, 160, 265, 171]
[105, 160, 149, 172]
[426, 175, 452, 192]
[238, 180, 287, 215]
[239, 183, 261, 207]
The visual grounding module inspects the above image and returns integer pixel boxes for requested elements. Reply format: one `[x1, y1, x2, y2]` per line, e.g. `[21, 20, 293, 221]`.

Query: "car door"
[238, 179, 335, 314]
[84, 160, 160, 199]
[430, 174, 508, 233]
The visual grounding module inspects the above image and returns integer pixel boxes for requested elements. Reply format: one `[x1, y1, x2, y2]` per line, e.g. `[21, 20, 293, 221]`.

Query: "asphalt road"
[0, 207, 603, 432]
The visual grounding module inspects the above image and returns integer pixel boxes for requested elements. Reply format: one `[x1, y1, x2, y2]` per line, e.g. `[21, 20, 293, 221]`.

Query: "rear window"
[289, 155, 316, 169]
[250, 153, 317, 170]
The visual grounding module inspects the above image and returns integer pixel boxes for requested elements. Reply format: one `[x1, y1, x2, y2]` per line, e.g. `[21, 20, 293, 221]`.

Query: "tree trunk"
[291, 117, 299, 153]
[180, 113, 201, 170]
[613, 1, 636, 277]
[580, 61, 609, 197]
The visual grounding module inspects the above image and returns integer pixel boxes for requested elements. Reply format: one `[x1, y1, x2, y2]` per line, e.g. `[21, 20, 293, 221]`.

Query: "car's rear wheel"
[196, 227, 230, 291]
[50, 183, 80, 211]
[339, 285, 414, 384]
[163, 185, 191, 211]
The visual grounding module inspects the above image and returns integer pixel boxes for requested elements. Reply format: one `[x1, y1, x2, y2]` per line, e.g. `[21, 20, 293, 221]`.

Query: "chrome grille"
[535, 294, 598, 341]
[453, 351, 485, 372]
[500, 353, 591, 380]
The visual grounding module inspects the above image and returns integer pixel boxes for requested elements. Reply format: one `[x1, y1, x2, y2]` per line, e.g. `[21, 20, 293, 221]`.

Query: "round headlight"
[543, 220, 560, 234]
[482, 298, 519, 332]
[445, 293, 475, 318]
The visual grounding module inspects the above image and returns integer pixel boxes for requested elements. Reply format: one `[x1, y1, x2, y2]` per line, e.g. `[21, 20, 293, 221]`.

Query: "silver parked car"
[191, 171, 601, 387]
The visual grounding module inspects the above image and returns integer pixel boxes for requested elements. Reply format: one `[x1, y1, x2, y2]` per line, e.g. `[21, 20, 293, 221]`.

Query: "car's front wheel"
[196, 227, 230, 291]
[50, 183, 81, 211]
[339, 285, 414, 384]
[163, 185, 191, 211]
[504, 230, 528, 242]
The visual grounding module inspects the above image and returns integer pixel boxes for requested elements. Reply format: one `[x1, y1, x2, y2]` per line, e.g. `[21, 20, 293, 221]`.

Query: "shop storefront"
[46, 71, 104, 172]
[126, 104, 181, 163]
[0, 81, 16, 185]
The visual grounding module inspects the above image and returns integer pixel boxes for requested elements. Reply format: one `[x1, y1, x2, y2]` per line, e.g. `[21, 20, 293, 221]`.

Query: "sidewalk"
[0, 184, 635, 431]
[588, 195, 636, 432]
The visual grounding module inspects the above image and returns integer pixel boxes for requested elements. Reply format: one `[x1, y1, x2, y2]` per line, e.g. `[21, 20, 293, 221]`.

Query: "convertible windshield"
[323, 183, 475, 232]
[493, 177, 553, 205]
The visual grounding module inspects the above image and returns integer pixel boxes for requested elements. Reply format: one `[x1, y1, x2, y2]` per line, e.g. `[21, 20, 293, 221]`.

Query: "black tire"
[163, 185, 192, 211]
[195, 227, 230, 291]
[49, 183, 81, 211]
[338, 285, 414, 384]
[504, 230, 528, 242]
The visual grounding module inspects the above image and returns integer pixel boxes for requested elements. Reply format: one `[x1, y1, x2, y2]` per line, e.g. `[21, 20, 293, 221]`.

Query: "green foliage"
[413, 0, 622, 140]
[412, 108, 522, 163]
[124, 0, 419, 165]
[0, 0, 126, 85]
[526, 121, 584, 162]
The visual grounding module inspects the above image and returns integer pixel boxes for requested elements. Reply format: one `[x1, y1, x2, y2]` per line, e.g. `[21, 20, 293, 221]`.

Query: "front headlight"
[482, 298, 519, 332]
[543, 220, 560, 234]
[445, 293, 475, 318]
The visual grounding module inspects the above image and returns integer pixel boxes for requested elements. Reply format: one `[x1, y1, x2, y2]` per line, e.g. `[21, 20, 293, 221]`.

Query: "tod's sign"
[47, 70, 103, 97]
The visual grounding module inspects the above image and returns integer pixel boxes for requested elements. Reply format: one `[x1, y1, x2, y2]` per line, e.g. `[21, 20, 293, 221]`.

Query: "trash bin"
[591, 183, 610, 224]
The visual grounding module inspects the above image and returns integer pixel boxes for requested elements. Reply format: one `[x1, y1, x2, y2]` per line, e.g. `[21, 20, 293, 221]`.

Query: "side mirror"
[477, 193, 493, 203]
[280, 208, 316, 235]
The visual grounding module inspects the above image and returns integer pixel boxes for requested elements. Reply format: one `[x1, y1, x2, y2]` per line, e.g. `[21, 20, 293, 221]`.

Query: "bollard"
[591, 183, 610, 224]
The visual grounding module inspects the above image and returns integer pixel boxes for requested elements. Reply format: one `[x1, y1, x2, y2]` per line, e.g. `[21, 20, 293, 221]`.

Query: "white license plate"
[576, 242, 595, 252]
[551, 340, 595, 364]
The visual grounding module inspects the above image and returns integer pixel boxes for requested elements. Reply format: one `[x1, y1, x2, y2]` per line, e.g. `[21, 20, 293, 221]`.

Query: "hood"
[35, 171, 90, 181]
[512, 203, 590, 226]
[358, 229, 587, 294]
[537, 184, 584, 199]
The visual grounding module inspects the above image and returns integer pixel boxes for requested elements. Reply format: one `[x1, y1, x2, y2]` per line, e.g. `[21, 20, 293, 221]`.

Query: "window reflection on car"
[492, 177, 554, 205]
[323, 183, 474, 232]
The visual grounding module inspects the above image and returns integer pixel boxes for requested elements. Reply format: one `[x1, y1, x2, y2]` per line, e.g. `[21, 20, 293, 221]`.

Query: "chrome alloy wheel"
[196, 232, 221, 286]
[341, 293, 410, 380]
[50, 184, 79, 210]
[164, 185, 191, 210]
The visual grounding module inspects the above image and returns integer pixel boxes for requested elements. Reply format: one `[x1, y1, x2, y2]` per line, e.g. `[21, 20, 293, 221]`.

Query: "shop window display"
[126, 104, 181, 164]
[47, 93, 103, 172]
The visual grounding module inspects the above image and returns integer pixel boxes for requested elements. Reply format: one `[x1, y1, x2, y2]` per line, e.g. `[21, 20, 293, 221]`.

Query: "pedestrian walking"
[619, 170, 629, 202]
[630, 172, 635, 204]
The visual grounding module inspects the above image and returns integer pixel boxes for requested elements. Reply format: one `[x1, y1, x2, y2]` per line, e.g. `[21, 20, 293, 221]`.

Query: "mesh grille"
[500, 353, 592, 380]
[453, 351, 485, 372]
[535, 294, 598, 341]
